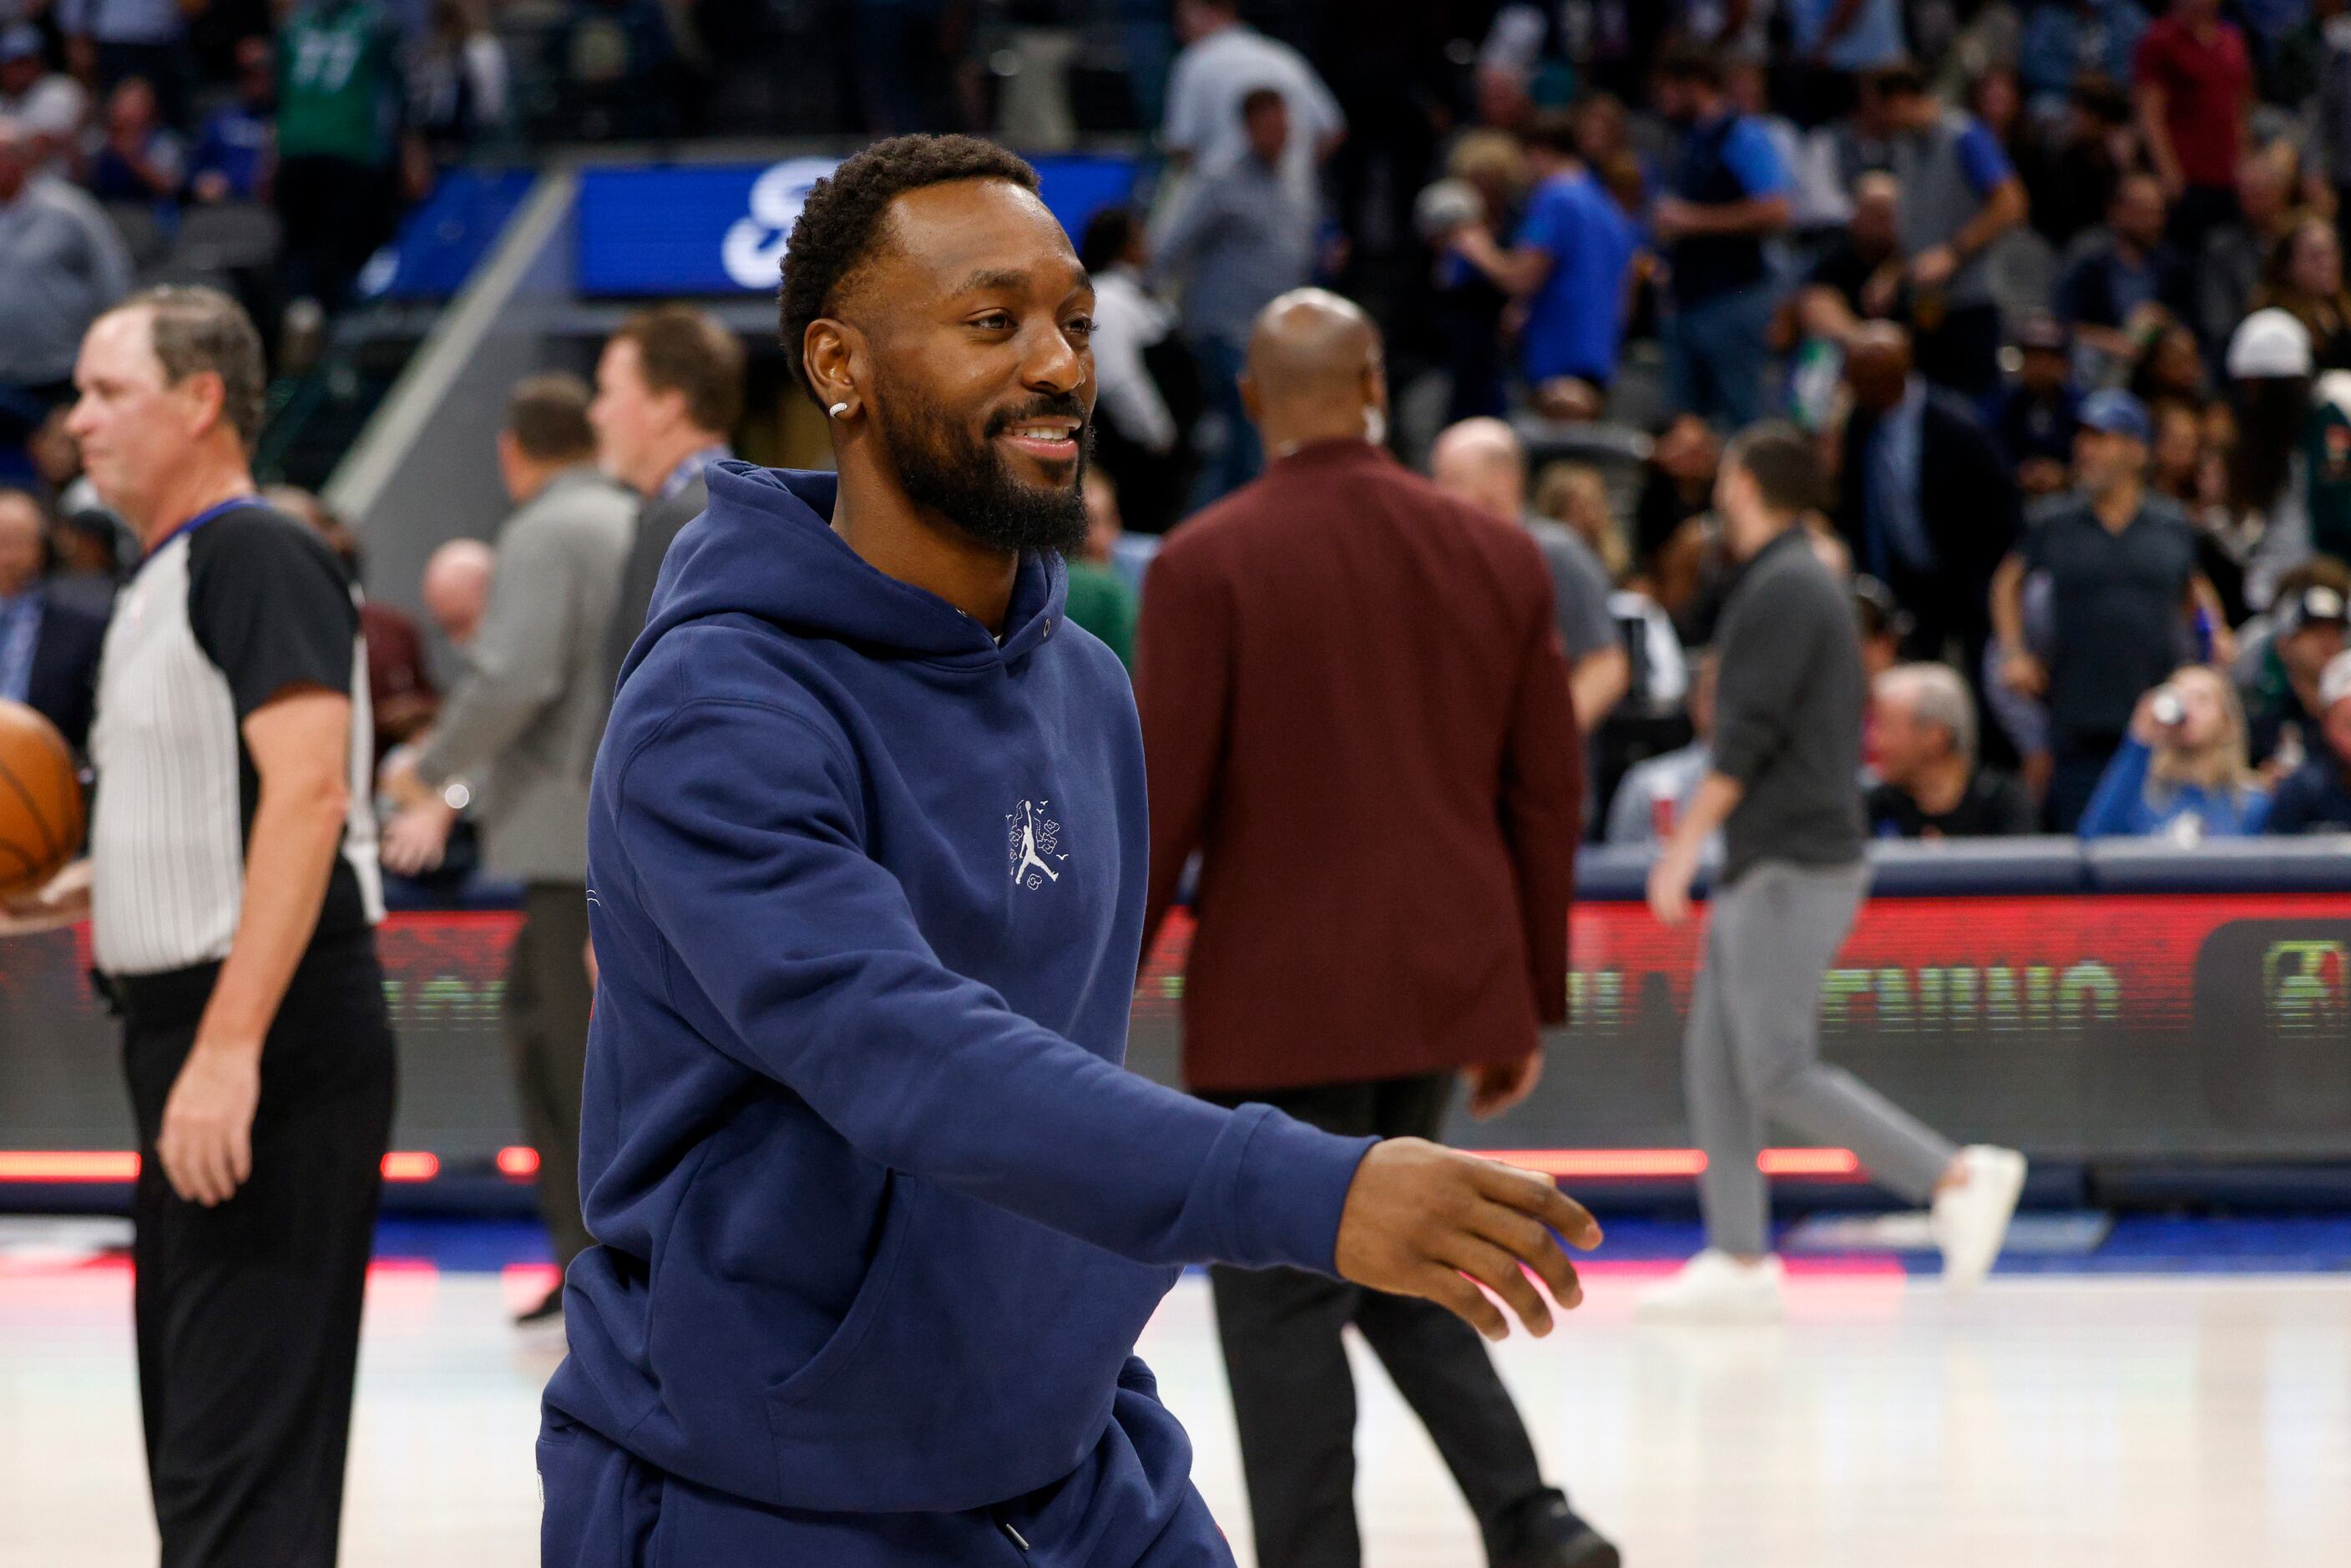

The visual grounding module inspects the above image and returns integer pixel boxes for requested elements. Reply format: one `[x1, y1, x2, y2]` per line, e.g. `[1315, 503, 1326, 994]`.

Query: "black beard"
[877, 387, 1092, 558]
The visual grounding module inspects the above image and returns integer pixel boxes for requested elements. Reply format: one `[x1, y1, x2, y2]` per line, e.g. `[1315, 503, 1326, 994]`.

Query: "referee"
[3, 286, 394, 1563]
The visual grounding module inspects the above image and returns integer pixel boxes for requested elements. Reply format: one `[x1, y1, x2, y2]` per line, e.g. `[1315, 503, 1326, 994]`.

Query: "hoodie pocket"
[762, 1171, 918, 1417]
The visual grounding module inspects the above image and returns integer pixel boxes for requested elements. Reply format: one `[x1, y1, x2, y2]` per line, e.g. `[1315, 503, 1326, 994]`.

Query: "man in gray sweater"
[383, 373, 636, 1322]
[1639, 423, 2024, 1323]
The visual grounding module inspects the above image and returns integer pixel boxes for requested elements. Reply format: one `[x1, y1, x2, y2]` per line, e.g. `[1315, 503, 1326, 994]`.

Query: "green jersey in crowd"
[276, 0, 406, 169]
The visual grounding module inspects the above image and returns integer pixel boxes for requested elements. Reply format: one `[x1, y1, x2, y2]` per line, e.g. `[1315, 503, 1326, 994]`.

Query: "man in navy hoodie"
[538, 134, 1602, 1566]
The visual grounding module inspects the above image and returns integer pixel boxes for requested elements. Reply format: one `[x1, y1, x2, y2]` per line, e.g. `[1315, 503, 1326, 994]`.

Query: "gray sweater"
[1710, 526, 1866, 883]
[418, 466, 635, 883]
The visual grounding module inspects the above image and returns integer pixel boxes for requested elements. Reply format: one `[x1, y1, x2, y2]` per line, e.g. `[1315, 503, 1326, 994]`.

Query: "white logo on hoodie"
[1008, 800, 1066, 889]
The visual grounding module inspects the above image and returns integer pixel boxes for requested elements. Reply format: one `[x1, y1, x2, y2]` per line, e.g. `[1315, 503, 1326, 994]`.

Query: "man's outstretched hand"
[1332, 1139, 1601, 1342]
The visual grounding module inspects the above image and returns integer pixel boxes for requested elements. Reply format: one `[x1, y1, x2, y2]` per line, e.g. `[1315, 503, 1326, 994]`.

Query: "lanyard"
[146, 494, 262, 561]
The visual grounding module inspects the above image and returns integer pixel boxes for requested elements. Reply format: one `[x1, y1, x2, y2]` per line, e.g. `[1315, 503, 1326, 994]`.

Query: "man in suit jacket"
[0, 484, 105, 752]
[1833, 321, 2022, 680]
[589, 306, 745, 693]
[1135, 290, 1615, 1568]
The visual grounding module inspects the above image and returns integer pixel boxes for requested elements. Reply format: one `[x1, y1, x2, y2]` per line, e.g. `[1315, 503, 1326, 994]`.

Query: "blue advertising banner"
[574, 154, 1140, 297]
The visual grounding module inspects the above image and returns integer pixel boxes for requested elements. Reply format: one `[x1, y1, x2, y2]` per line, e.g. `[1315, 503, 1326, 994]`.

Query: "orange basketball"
[0, 699, 84, 901]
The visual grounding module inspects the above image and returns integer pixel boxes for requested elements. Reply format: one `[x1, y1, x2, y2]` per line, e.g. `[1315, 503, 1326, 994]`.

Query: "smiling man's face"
[848, 178, 1097, 556]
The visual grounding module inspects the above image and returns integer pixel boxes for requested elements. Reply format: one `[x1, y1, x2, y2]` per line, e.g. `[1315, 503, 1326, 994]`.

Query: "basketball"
[0, 699, 83, 902]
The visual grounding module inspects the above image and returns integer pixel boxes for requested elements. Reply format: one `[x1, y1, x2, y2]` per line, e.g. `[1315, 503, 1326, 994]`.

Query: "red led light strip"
[0, 1146, 1857, 1186]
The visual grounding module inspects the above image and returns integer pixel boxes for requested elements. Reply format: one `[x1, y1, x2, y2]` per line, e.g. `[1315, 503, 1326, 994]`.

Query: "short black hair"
[778, 134, 1041, 402]
[1722, 422, 1830, 517]
[1079, 205, 1141, 274]
[1240, 85, 1285, 118]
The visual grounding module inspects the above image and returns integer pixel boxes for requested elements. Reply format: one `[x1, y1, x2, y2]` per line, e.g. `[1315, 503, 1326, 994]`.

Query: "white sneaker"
[1635, 1249, 1785, 1324]
[1932, 1146, 2027, 1296]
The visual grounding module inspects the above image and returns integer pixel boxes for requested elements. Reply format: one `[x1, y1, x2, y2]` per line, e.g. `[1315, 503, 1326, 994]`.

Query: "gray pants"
[1686, 859, 1956, 1256]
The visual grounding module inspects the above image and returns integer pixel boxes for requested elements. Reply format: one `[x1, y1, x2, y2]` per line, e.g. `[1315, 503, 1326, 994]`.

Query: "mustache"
[985, 396, 1090, 437]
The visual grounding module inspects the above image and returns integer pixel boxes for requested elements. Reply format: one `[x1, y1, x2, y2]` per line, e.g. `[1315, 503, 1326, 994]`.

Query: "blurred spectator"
[2148, 396, 2206, 507]
[1636, 411, 1721, 609]
[1853, 575, 1911, 684]
[83, 76, 182, 208]
[266, 483, 438, 764]
[2020, 5, 2148, 117]
[1798, 169, 1902, 329]
[2239, 566, 2351, 770]
[2079, 665, 2270, 839]
[58, 0, 190, 124]
[2022, 76, 2135, 251]
[1162, 0, 1342, 198]
[0, 23, 85, 175]
[0, 482, 104, 753]
[411, 0, 508, 158]
[2197, 144, 2297, 361]
[275, 0, 421, 328]
[2055, 170, 2190, 367]
[1155, 86, 1315, 503]
[1832, 321, 2021, 676]
[1996, 389, 2231, 831]
[2129, 321, 2208, 408]
[1651, 48, 1792, 430]
[2264, 647, 2351, 831]
[1446, 109, 1638, 404]
[1418, 131, 1523, 422]
[1080, 206, 1197, 536]
[0, 114, 133, 463]
[2223, 307, 2319, 608]
[386, 374, 634, 1323]
[1866, 662, 2035, 839]
[2252, 215, 2351, 371]
[1995, 315, 2084, 498]
[1065, 471, 1139, 670]
[1430, 416, 1629, 734]
[2133, 0, 2252, 253]
[592, 305, 743, 693]
[187, 35, 272, 205]
[421, 537, 493, 648]
[1533, 459, 1629, 580]
[1605, 649, 1714, 847]
[1868, 62, 2028, 401]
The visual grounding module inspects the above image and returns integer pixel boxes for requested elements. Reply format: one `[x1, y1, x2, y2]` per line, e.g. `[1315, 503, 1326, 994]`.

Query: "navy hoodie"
[546, 463, 1375, 1523]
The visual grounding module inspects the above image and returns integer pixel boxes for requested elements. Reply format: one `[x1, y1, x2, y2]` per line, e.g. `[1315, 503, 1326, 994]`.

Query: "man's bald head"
[1240, 288, 1388, 453]
[1844, 321, 1914, 414]
[422, 538, 494, 648]
[1428, 417, 1527, 524]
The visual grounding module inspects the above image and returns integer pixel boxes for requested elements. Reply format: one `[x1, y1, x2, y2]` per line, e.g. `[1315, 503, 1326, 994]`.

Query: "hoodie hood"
[624, 461, 1069, 689]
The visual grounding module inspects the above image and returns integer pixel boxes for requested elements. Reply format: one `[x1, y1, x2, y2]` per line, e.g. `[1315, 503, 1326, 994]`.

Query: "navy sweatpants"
[539, 1365, 1233, 1567]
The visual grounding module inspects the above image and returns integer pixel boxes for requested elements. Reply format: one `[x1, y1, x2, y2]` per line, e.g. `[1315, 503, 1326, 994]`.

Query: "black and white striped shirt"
[88, 503, 382, 979]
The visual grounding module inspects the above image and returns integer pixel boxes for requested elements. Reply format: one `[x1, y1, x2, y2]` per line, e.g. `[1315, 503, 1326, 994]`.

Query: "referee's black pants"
[1201, 1072, 1572, 1568]
[120, 932, 397, 1568]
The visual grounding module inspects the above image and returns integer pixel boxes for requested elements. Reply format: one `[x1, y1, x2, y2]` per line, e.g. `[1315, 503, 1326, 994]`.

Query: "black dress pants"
[1201, 1071, 1568, 1568]
[121, 933, 396, 1568]
[505, 882, 594, 1269]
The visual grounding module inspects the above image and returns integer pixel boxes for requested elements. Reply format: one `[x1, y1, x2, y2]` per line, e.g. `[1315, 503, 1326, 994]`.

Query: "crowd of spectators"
[1082, 0, 2351, 853]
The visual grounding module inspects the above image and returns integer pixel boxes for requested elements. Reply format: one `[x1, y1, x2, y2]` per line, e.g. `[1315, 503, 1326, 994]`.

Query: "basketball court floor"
[3, 1216, 2346, 1566]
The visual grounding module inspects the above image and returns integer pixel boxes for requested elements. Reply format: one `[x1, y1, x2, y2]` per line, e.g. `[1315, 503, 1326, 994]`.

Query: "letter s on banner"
[721, 157, 844, 291]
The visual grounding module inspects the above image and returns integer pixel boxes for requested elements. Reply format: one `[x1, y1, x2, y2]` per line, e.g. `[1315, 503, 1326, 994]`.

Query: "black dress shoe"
[1498, 1520, 1620, 1568]
[513, 1283, 564, 1326]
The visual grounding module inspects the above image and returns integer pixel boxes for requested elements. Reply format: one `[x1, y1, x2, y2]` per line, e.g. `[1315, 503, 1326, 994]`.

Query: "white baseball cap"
[2227, 308, 2314, 381]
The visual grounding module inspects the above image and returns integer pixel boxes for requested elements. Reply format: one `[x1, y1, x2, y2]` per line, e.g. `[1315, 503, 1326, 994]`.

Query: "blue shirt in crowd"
[1514, 166, 1638, 387]
[2078, 736, 2273, 840]
[189, 104, 272, 202]
[1667, 109, 1789, 306]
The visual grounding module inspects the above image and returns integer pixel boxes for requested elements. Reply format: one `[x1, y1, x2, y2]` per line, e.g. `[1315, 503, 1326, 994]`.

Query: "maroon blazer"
[1136, 439, 1583, 1093]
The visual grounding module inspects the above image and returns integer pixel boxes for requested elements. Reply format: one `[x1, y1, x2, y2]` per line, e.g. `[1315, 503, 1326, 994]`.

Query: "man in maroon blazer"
[1135, 289, 1612, 1568]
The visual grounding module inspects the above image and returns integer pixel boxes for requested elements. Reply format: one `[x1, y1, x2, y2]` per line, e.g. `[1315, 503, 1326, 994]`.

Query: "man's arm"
[616, 686, 1599, 1334]
[1570, 645, 1631, 735]
[2134, 43, 2183, 197]
[1499, 603, 1584, 1034]
[1646, 771, 1743, 924]
[1449, 225, 1557, 299]
[1991, 551, 2045, 695]
[1135, 544, 1232, 956]
[157, 690, 354, 1206]
[1914, 176, 2025, 290]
